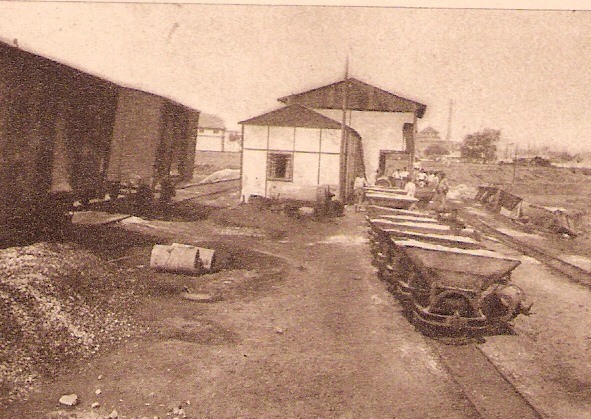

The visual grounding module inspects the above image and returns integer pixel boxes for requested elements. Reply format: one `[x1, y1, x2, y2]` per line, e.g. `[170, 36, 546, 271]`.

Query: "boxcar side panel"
[107, 89, 164, 185]
[61, 69, 119, 200]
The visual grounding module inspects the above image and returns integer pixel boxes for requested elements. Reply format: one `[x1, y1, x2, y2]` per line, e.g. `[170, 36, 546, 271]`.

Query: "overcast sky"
[1, 2, 591, 152]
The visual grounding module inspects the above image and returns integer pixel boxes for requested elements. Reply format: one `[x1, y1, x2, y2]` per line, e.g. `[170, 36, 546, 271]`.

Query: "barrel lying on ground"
[150, 243, 216, 274]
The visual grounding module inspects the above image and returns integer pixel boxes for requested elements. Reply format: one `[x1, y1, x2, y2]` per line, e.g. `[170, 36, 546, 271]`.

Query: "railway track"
[366, 203, 560, 419]
[176, 178, 241, 202]
[432, 341, 543, 419]
[458, 209, 591, 288]
[427, 206, 591, 419]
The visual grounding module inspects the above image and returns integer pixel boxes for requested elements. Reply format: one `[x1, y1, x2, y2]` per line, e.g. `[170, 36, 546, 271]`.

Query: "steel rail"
[458, 210, 591, 288]
[432, 340, 545, 419]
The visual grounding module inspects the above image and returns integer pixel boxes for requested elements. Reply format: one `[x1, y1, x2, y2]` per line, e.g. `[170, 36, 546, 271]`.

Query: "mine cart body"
[365, 186, 406, 195]
[394, 240, 524, 331]
[414, 188, 436, 203]
[365, 191, 418, 209]
[367, 208, 530, 334]
[367, 205, 434, 219]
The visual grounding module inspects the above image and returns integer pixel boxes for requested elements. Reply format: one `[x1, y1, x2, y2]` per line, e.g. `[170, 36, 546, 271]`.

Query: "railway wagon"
[106, 88, 200, 198]
[0, 41, 199, 244]
[0, 41, 119, 242]
[367, 207, 531, 334]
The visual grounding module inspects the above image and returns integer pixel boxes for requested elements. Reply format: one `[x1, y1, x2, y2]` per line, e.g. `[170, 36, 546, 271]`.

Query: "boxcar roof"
[0, 40, 199, 113]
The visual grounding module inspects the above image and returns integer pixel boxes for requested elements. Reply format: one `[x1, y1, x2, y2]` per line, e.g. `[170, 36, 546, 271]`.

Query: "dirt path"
[4, 209, 478, 419]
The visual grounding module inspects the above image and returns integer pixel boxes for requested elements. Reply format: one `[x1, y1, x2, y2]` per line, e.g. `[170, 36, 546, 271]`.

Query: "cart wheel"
[429, 291, 474, 318]
[480, 285, 525, 322]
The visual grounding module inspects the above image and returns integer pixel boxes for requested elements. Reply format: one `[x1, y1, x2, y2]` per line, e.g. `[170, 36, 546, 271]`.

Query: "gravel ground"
[0, 242, 144, 405]
[0, 207, 479, 419]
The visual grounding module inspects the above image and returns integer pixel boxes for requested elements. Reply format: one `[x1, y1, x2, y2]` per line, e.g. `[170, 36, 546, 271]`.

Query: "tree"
[461, 129, 500, 163]
[424, 144, 450, 157]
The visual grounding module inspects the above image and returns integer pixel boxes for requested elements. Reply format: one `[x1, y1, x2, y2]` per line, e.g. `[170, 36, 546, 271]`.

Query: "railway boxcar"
[0, 41, 199, 244]
[0, 41, 120, 243]
[107, 88, 200, 195]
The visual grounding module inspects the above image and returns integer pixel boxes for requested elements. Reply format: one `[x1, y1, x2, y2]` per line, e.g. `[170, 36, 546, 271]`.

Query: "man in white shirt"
[404, 177, 416, 198]
[353, 175, 368, 212]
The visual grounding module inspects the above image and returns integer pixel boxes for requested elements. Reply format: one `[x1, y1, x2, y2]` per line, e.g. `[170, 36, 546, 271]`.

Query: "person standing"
[404, 176, 417, 198]
[400, 167, 409, 185]
[353, 174, 368, 212]
[392, 169, 402, 188]
[434, 172, 449, 212]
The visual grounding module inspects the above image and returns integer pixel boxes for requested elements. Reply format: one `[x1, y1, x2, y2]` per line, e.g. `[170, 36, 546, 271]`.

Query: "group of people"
[415, 169, 445, 189]
[388, 167, 410, 188]
[354, 169, 449, 212]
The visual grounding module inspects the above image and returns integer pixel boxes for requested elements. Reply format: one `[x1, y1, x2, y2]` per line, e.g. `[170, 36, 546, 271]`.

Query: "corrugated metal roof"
[240, 104, 360, 136]
[278, 78, 427, 118]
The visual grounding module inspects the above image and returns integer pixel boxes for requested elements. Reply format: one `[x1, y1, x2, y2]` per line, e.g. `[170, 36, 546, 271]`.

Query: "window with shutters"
[267, 153, 293, 181]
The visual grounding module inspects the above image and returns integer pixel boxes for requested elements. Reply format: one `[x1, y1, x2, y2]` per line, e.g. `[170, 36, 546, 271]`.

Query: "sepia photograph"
[1, 1, 591, 418]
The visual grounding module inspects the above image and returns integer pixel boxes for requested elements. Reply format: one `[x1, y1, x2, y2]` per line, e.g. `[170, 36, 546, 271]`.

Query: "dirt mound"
[0, 243, 143, 405]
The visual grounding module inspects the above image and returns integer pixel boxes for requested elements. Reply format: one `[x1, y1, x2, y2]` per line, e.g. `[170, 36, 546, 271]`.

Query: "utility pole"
[339, 56, 350, 202]
[445, 99, 453, 142]
[512, 145, 518, 184]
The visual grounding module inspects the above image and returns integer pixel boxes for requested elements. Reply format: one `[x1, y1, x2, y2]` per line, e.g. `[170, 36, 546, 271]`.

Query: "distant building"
[223, 130, 242, 153]
[416, 127, 460, 158]
[195, 113, 242, 152]
[195, 113, 226, 151]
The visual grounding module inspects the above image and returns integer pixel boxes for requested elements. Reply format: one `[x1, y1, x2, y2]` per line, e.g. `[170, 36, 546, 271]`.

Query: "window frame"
[267, 152, 294, 182]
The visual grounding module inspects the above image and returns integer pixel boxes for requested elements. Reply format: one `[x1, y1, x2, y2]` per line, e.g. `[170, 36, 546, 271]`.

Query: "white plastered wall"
[195, 132, 223, 151]
[241, 125, 269, 201]
[241, 124, 342, 202]
[316, 109, 414, 183]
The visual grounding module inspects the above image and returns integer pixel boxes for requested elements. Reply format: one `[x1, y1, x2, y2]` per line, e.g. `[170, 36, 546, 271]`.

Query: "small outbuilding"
[240, 104, 364, 203]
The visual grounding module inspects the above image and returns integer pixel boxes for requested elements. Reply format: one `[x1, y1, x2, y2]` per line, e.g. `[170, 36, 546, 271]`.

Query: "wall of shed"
[241, 124, 346, 202]
[108, 90, 164, 185]
[315, 109, 414, 183]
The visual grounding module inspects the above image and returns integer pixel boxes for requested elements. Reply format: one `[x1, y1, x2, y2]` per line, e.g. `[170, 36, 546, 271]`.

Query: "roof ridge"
[276, 77, 426, 117]
[239, 103, 360, 136]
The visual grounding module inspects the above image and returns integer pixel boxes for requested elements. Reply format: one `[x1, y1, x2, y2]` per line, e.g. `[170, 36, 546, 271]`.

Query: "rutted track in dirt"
[459, 210, 591, 287]
[432, 207, 591, 419]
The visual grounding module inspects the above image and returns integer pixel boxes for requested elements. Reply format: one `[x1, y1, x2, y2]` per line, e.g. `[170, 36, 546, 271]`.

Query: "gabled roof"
[198, 113, 226, 129]
[240, 104, 360, 136]
[278, 78, 426, 118]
